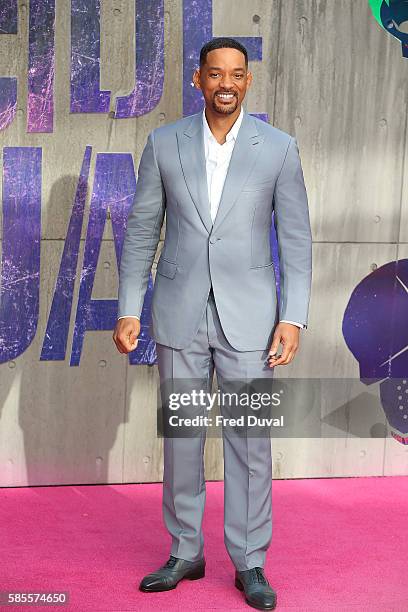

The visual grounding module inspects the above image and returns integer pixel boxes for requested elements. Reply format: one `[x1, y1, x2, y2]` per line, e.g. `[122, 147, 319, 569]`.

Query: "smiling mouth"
[215, 92, 236, 102]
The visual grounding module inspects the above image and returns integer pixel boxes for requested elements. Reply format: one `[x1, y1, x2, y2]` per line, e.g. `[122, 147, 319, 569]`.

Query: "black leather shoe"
[235, 567, 277, 610]
[139, 555, 205, 592]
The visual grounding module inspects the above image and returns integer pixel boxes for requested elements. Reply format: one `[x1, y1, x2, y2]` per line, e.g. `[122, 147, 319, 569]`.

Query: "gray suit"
[118, 109, 312, 570]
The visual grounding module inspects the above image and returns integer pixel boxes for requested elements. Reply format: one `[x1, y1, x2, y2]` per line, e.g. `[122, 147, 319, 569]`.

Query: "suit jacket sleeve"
[273, 136, 312, 329]
[117, 130, 166, 319]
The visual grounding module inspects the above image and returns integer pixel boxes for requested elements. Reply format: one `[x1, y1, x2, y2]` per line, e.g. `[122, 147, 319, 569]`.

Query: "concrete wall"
[0, 0, 407, 487]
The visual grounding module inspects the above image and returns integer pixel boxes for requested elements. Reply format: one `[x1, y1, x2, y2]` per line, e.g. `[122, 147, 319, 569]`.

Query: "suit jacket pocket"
[250, 261, 274, 269]
[241, 177, 276, 192]
[156, 257, 177, 279]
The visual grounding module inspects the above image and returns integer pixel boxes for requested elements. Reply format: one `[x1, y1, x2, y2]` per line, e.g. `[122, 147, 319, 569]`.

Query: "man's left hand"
[267, 322, 300, 367]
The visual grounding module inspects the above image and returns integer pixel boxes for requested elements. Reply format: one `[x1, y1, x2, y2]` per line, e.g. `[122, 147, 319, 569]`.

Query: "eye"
[210, 73, 219, 77]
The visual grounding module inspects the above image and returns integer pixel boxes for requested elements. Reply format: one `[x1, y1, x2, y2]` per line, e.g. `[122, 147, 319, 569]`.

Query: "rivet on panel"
[359, 449, 366, 458]
[103, 261, 111, 270]
[370, 263, 377, 271]
[8, 361, 16, 369]
[253, 14, 261, 23]
[99, 360, 107, 368]
[374, 215, 381, 223]
[379, 118, 387, 127]
[143, 456, 151, 464]
[275, 451, 283, 460]
[96, 456, 103, 465]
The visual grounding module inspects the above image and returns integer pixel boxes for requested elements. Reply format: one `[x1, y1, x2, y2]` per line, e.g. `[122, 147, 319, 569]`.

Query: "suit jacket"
[117, 109, 312, 351]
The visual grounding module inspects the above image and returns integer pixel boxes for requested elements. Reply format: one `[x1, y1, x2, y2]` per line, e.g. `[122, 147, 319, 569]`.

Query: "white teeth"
[217, 93, 234, 99]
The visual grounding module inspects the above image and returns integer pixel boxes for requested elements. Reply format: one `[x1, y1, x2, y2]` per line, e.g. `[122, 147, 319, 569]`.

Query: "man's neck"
[204, 106, 242, 145]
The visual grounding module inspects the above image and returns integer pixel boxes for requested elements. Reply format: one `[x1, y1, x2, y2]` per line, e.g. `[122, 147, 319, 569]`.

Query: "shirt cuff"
[280, 319, 304, 329]
[117, 315, 140, 320]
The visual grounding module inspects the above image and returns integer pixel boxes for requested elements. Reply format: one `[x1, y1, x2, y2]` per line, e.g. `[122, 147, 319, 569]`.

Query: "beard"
[211, 93, 239, 115]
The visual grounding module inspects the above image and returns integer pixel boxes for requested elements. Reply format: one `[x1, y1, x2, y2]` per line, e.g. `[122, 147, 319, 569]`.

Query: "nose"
[219, 74, 234, 89]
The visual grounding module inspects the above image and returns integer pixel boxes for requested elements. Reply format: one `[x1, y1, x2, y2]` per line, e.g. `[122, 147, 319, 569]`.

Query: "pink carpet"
[0, 476, 407, 611]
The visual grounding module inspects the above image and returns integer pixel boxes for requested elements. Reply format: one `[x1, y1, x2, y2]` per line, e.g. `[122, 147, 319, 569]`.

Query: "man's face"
[193, 47, 252, 115]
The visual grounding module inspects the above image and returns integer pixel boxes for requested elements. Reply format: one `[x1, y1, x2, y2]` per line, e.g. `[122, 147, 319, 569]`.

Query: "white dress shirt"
[203, 104, 244, 223]
[118, 106, 304, 329]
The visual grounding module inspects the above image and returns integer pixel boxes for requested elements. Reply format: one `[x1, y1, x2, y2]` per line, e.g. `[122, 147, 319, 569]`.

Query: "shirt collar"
[202, 105, 244, 145]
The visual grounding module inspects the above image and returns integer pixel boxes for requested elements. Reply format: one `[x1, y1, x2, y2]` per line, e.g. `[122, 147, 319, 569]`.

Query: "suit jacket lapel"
[212, 110, 264, 233]
[177, 112, 213, 234]
[177, 109, 265, 235]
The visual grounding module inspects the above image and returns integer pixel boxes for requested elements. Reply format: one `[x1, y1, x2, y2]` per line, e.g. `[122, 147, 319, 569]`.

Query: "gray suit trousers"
[156, 288, 274, 571]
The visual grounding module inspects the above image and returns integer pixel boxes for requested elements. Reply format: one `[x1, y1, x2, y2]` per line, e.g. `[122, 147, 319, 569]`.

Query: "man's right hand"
[112, 318, 141, 354]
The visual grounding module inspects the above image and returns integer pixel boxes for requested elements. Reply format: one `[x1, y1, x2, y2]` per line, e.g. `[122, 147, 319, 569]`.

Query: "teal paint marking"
[368, 0, 390, 26]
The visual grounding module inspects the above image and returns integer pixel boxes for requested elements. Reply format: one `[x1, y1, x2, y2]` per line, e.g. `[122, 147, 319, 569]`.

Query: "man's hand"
[267, 322, 300, 367]
[112, 318, 141, 354]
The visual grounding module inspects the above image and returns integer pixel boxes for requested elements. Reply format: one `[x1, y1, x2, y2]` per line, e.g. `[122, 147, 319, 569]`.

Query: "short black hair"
[199, 37, 248, 69]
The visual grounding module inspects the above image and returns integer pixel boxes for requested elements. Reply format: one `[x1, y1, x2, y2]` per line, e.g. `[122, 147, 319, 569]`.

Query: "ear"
[246, 71, 253, 90]
[192, 68, 201, 90]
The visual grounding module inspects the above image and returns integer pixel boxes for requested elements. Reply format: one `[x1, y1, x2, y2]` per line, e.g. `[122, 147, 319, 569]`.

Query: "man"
[113, 37, 312, 611]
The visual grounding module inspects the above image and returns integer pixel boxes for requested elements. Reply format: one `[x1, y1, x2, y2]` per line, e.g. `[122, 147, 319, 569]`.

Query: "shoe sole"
[235, 578, 277, 610]
[139, 567, 205, 592]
